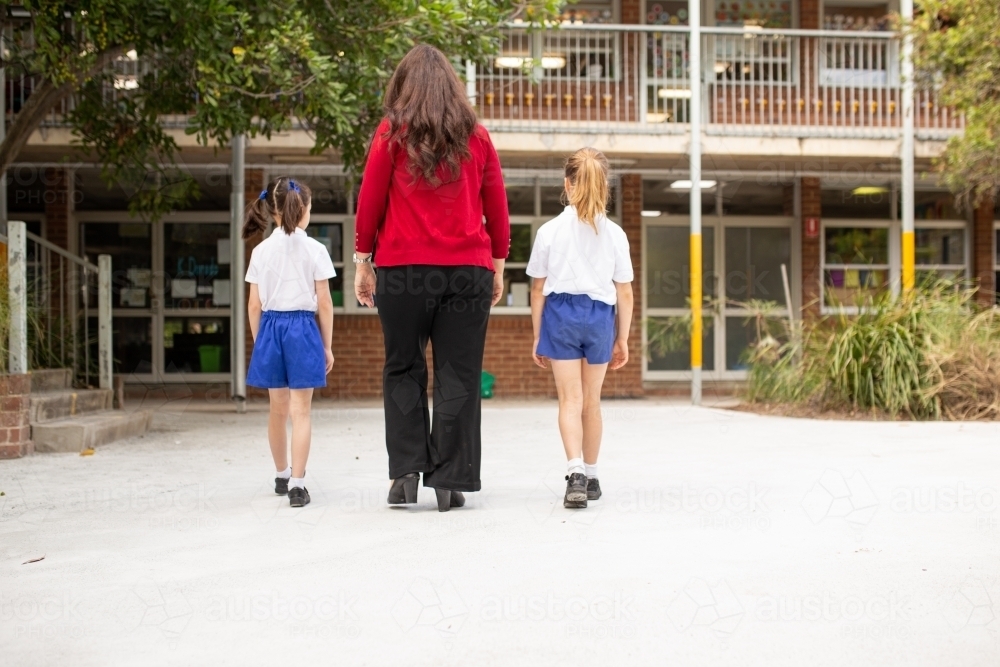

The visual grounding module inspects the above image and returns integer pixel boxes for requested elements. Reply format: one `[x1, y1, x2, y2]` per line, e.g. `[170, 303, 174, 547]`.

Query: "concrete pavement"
[1, 401, 998, 666]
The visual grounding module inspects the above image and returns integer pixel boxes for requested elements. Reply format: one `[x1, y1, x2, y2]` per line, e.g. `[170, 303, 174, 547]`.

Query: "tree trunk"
[0, 46, 128, 174]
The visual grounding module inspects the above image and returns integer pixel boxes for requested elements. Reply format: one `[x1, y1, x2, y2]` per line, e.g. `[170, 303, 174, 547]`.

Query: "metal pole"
[231, 134, 247, 413]
[1, 25, 6, 237]
[465, 60, 477, 105]
[689, 0, 703, 406]
[8, 220, 27, 374]
[901, 0, 915, 294]
[97, 254, 112, 389]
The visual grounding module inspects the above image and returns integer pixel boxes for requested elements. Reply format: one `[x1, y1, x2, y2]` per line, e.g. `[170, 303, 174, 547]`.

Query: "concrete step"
[30, 369, 72, 392]
[29, 389, 114, 423]
[32, 410, 153, 453]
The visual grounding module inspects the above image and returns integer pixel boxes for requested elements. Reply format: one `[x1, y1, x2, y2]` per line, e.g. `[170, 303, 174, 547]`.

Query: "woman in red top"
[354, 44, 510, 512]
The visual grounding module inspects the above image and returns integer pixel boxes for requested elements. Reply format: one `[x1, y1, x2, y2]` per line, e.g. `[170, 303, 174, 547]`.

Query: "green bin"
[198, 345, 223, 373]
[480, 371, 495, 399]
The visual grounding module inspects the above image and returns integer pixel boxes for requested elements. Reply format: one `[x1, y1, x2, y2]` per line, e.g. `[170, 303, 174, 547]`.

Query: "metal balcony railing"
[474, 23, 964, 139]
[4, 23, 964, 141]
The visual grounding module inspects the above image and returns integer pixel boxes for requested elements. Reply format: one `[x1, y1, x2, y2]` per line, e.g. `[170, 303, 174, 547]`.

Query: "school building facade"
[7, 0, 992, 400]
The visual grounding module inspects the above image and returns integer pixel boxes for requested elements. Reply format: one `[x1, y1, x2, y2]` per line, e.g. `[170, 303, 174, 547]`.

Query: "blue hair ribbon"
[288, 179, 300, 193]
[258, 189, 268, 201]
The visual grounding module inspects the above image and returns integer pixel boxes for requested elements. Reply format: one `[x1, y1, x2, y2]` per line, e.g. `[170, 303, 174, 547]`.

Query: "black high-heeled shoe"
[387, 473, 419, 504]
[434, 489, 466, 512]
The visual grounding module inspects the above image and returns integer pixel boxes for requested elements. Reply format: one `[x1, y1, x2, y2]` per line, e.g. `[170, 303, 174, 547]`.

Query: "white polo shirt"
[526, 206, 634, 306]
[245, 228, 337, 312]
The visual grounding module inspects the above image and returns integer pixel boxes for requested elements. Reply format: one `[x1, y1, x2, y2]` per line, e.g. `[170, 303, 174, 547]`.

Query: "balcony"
[475, 24, 962, 140]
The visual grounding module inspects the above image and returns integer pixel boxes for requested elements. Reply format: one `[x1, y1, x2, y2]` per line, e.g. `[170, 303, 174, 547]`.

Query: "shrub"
[746, 282, 1000, 420]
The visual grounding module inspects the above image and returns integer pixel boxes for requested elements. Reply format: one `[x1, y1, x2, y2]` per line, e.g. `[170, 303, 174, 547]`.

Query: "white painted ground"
[1, 400, 998, 666]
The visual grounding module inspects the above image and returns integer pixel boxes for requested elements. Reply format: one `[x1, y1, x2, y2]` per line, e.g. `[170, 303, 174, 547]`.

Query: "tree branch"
[0, 45, 128, 175]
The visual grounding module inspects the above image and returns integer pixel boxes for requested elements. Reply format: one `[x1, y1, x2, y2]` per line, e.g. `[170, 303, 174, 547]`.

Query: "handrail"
[506, 22, 898, 39]
[25, 229, 99, 272]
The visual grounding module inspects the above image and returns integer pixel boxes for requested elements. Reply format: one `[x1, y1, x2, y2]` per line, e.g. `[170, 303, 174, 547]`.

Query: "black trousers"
[376, 265, 493, 492]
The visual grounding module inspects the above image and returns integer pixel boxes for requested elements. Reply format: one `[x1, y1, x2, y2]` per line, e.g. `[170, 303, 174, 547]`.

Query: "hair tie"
[288, 179, 300, 194]
[258, 189, 268, 201]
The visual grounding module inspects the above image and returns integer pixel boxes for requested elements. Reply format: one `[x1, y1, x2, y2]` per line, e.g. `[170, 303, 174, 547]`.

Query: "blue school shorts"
[536, 293, 615, 365]
[247, 310, 328, 389]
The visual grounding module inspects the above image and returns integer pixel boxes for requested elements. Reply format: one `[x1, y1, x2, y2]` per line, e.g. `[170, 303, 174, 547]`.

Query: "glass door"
[643, 216, 792, 379]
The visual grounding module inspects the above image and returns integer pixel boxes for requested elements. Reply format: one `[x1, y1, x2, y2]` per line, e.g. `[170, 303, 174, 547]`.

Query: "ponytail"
[242, 177, 313, 239]
[564, 147, 610, 233]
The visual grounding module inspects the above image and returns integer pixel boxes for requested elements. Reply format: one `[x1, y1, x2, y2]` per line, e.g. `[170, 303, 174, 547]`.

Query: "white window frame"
[309, 213, 352, 314]
[913, 219, 970, 282]
[643, 214, 794, 382]
[820, 218, 893, 315]
[78, 210, 235, 384]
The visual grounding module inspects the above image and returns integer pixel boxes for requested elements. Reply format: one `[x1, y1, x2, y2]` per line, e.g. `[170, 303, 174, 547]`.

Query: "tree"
[909, 0, 1000, 207]
[1, 1, 560, 216]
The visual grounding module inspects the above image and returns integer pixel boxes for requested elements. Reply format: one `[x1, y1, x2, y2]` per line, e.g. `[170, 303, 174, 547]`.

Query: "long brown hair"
[242, 177, 312, 239]
[564, 148, 610, 233]
[380, 44, 478, 187]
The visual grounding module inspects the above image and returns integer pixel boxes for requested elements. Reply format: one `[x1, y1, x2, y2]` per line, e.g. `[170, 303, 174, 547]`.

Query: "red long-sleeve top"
[355, 119, 510, 270]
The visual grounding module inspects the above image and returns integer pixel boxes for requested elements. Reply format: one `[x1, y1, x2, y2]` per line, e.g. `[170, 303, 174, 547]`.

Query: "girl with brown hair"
[526, 148, 634, 509]
[354, 44, 510, 512]
[244, 177, 337, 508]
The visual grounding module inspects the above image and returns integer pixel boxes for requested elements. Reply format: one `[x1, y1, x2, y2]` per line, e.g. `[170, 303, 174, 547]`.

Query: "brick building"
[7, 0, 993, 400]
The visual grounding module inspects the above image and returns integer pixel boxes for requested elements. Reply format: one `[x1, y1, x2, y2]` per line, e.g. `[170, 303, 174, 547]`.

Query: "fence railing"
[4, 221, 112, 389]
[474, 24, 963, 139]
[4, 23, 964, 140]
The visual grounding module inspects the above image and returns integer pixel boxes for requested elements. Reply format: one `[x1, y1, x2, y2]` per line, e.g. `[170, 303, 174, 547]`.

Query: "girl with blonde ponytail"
[526, 147, 635, 510]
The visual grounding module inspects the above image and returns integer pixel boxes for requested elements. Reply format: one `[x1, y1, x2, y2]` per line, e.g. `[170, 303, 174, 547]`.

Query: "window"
[307, 223, 345, 307]
[163, 223, 230, 310]
[915, 225, 967, 285]
[498, 222, 533, 308]
[724, 226, 791, 370]
[994, 226, 1000, 305]
[645, 225, 716, 372]
[823, 225, 890, 308]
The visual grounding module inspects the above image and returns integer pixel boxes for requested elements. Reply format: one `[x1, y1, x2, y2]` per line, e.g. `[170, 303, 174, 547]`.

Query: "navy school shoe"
[275, 476, 289, 496]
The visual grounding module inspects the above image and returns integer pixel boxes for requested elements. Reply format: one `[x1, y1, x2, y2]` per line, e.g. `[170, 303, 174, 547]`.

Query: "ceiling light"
[641, 210, 662, 217]
[657, 87, 692, 99]
[670, 180, 717, 190]
[851, 186, 890, 196]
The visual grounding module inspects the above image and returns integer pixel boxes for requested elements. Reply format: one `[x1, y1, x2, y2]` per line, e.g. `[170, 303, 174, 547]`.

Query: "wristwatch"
[353, 253, 373, 264]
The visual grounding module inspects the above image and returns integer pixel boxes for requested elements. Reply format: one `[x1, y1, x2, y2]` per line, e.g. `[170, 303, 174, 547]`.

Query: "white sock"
[567, 458, 585, 476]
[585, 463, 598, 479]
[276, 467, 291, 479]
[289, 476, 305, 489]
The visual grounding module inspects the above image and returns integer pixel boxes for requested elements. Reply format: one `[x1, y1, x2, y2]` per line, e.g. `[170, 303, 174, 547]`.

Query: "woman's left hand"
[355, 263, 376, 308]
[491, 270, 504, 306]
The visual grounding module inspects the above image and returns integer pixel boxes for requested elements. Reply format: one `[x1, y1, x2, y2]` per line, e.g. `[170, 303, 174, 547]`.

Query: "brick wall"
[800, 0, 820, 29]
[615, 173, 644, 397]
[44, 168, 71, 250]
[801, 177, 822, 317]
[0, 374, 33, 459]
[621, 0, 641, 24]
[973, 196, 995, 307]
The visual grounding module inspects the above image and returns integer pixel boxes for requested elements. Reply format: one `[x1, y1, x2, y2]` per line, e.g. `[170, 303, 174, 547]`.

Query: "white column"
[465, 60, 477, 104]
[97, 254, 113, 389]
[900, 0, 915, 292]
[231, 135, 247, 412]
[689, 0, 703, 406]
[7, 220, 26, 374]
